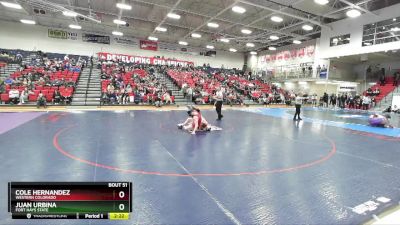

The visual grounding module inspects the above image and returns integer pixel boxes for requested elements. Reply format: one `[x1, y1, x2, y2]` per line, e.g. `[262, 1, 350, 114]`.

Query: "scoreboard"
[8, 182, 132, 220]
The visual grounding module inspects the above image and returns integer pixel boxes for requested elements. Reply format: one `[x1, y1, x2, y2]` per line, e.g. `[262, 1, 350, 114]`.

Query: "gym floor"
[0, 107, 399, 225]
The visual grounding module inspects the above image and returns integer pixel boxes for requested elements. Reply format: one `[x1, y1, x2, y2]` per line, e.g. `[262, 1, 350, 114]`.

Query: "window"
[362, 17, 400, 47]
[330, 34, 350, 46]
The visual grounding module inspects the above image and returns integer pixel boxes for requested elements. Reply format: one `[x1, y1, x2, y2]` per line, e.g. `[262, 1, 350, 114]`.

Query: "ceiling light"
[271, 16, 283, 23]
[391, 27, 400, 32]
[167, 13, 181, 20]
[206, 45, 214, 49]
[69, 24, 81, 29]
[113, 19, 126, 25]
[207, 22, 219, 28]
[346, 9, 361, 18]
[179, 41, 188, 46]
[270, 35, 279, 40]
[62, 11, 77, 17]
[232, 6, 246, 14]
[314, 0, 329, 5]
[269, 46, 276, 51]
[155, 27, 167, 32]
[293, 40, 302, 44]
[20, 19, 35, 25]
[112, 31, 123, 36]
[0, 1, 22, 9]
[241, 29, 252, 34]
[148, 36, 158, 41]
[229, 48, 237, 52]
[250, 51, 257, 55]
[116, 3, 132, 10]
[191, 33, 201, 38]
[246, 43, 255, 47]
[219, 38, 230, 43]
[302, 24, 313, 31]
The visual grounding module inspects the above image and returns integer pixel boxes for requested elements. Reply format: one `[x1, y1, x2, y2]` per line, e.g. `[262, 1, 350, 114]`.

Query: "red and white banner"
[260, 45, 315, 63]
[140, 40, 158, 51]
[98, 52, 194, 67]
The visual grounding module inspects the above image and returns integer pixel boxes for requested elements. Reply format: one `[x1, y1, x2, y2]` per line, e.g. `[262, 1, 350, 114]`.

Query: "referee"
[214, 87, 224, 120]
[293, 94, 303, 121]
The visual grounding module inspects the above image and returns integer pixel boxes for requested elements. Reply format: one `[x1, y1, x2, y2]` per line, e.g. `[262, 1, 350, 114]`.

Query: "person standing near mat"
[293, 94, 302, 121]
[214, 87, 224, 120]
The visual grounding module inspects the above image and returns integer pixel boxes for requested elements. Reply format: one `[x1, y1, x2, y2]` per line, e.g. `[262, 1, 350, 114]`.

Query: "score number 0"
[118, 191, 125, 211]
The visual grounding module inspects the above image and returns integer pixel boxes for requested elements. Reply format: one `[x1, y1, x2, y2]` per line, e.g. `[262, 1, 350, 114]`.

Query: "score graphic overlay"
[8, 182, 132, 220]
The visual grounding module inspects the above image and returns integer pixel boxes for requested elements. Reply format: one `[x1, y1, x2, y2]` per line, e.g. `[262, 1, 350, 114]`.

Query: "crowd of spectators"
[100, 61, 174, 106]
[0, 50, 23, 64]
[0, 53, 85, 106]
[166, 65, 292, 106]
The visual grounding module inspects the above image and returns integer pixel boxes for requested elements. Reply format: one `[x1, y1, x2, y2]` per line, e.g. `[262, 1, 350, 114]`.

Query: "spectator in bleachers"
[4, 77, 14, 85]
[373, 87, 380, 96]
[366, 87, 373, 96]
[163, 91, 172, 105]
[261, 94, 269, 106]
[53, 90, 62, 105]
[0, 79, 5, 94]
[8, 87, 19, 105]
[37, 92, 46, 108]
[380, 73, 386, 86]
[18, 88, 30, 105]
[394, 72, 399, 86]
[392, 105, 399, 113]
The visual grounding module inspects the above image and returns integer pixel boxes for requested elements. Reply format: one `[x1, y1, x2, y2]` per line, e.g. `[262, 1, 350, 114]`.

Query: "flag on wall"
[140, 40, 158, 51]
[82, 33, 110, 44]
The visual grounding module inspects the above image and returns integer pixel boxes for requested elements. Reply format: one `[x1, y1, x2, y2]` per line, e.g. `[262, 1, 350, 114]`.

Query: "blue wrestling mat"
[0, 109, 399, 225]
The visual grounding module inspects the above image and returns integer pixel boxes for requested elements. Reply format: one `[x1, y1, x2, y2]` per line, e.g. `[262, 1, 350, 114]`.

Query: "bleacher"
[166, 69, 285, 104]
[100, 64, 175, 105]
[366, 76, 397, 103]
[0, 49, 85, 105]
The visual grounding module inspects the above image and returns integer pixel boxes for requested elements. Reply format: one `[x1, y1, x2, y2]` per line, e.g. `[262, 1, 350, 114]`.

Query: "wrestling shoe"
[177, 124, 183, 129]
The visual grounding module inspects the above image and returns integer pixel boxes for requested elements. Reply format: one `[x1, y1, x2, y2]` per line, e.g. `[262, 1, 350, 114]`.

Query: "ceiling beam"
[150, 0, 183, 35]
[221, 0, 307, 33]
[239, 0, 331, 29]
[122, 0, 308, 40]
[41, 2, 243, 39]
[324, 0, 377, 17]
[251, 0, 376, 51]
[182, 0, 241, 39]
[337, 0, 379, 16]
[31, 0, 101, 23]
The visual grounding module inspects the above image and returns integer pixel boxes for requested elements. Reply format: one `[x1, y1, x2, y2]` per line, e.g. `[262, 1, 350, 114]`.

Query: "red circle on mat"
[53, 126, 336, 177]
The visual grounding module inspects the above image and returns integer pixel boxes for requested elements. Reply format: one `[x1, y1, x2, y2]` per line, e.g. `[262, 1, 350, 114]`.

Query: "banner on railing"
[259, 45, 315, 63]
[97, 52, 194, 66]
